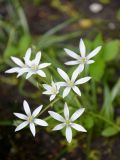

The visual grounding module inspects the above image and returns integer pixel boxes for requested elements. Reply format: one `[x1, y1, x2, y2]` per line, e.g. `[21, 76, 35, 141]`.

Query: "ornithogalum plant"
[5, 38, 102, 143]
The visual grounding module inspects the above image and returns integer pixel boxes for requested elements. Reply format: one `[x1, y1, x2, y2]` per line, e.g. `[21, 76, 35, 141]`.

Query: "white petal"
[30, 123, 36, 136]
[50, 95, 56, 101]
[15, 121, 29, 132]
[86, 60, 95, 64]
[57, 68, 69, 81]
[5, 67, 20, 74]
[65, 60, 79, 65]
[71, 123, 87, 132]
[64, 103, 69, 120]
[87, 46, 102, 59]
[39, 63, 51, 69]
[56, 82, 67, 87]
[72, 86, 81, 96]
[65, 126, 72, 143]
[26, 72, 33, 79]
[48, 111, 65, 122]
[43, 84, 51, 90]
[37, 70, 46, 77]
[43, 90, 52, 95]
[79, 39, 86, 57]
[76, 64, 84, 73]
[70, 108, 85, 121]
[32, 105, 43, 117]
[24, 48, 31, 65]
[13, 113, 27, 120]
[34, 51, 41, 65]
[63, 87, 71, 98]
[17, 68, 29, 77]
[71, 69, 79, 82]
[53, 123, 65, 131]
[34, 118, 48, 126]
[23, 100, 31, 116]
[75, 77, 91, 85]
[64, 48, 80, 59]
[11, 57, 24, 67]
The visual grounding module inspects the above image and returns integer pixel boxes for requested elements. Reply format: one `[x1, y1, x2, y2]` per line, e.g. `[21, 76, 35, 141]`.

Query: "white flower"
[5, 48, 51, 79]
[48, 103, 86, 143]
[57, 68, 91, 98]
[64, 38, 102, 73]
[14, 100, 48, 136]
[43, 80, 60, 101]
[89, 3, 103, 13]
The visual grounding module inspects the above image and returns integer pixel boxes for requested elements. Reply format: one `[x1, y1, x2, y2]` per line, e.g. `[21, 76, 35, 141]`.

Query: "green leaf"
[89, 59, 105, 82]
[102, 126, 119, 137]
[83, 115, 94, 129]
[101, 85, 114, 121]
[111, 78, 120, 101]
[104, 40, 119, 61]
[18, 34, 32, 56]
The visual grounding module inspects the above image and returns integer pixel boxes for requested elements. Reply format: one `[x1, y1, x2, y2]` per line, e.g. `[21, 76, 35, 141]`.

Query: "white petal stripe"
[66, 126, 72, 143]
[34, 119, 48, 126]
[71, 69, 79, 82]
[86, 60, 95, 64]
[39, 63, 51, 69]
[64, 48, 80, 59]
[50, 95, 56, 101]
[24, 48, 31, 64]
[57, 68, 69, 81]
[15, 121, 29, 132]
[48, 111, 65, 122]
[79, 39, 86, 57]
[30, 122, 36, 136]
[32, 105, 43, 117]
[37, 70, 46, 77]
[87, 46, 102, 59]
[75, 77, 91, 85]
[72, 86, 81, 96]
[11, 57, 24, 67]
[71, 123, 87, 132]
[26, 72, 33, 79]
[43, 84, 51, 90]
[65, 60, 79, 65]
[34, 51, 41, 65]
[70, 108, 85, 121]
[63, 87, 71, 98]
[76, 64, 84, 73]
[14, 113, 27, 120]
[64, 103, 69, 120]
[5, 67, 20, 73]
[23, 100, 31, 116]
[53, 123, 65, 131]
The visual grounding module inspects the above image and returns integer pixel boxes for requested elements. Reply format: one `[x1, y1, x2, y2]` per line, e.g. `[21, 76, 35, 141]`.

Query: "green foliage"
[104, 40, 119, 61]
[102, 126, 119, 137]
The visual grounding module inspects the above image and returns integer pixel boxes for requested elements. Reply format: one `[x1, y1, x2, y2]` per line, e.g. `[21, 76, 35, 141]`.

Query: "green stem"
[39, 98, 60, 116]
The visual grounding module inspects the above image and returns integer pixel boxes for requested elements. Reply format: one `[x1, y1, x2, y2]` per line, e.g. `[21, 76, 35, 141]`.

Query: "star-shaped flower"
[48, 103, 86, 143]
[14, 100, 48, 136]
[5, 48, 51, 79]
[57, 68, 91, 98]
[64, 38, 102, 73]
[43, 80, 60, 101]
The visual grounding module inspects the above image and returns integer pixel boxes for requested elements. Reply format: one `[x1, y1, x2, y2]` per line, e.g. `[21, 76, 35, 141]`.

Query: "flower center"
[80, 57, 86, 63]
[51, 87, 57, 94]
[31, 64, 38, 71]
[66, 120, 70, 125]
[67, 80, 74, 87]
[28, 116, 33, 123]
